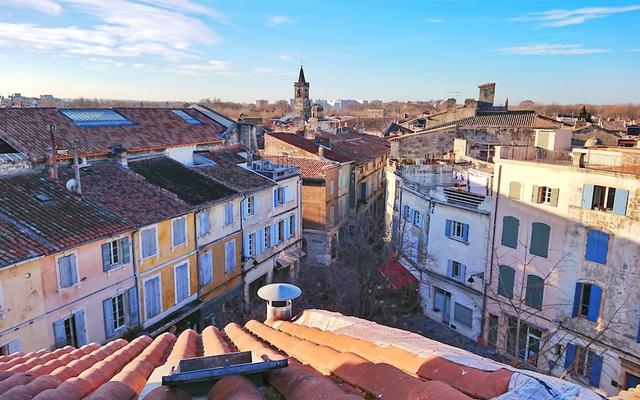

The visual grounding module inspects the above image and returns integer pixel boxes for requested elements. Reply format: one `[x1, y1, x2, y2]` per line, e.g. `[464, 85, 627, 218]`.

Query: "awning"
[378, 256, 418, 289]
[276, 247, 304, 269]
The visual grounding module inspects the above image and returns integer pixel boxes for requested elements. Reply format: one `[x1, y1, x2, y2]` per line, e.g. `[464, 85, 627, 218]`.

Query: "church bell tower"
[293, 66, 311, 121]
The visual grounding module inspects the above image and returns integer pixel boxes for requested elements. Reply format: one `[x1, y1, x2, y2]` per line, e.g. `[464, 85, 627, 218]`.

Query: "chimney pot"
[258, 283, 301, 322]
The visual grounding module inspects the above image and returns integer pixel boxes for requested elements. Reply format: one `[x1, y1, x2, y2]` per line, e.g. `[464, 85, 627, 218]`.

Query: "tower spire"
[298, 65, 306, 83]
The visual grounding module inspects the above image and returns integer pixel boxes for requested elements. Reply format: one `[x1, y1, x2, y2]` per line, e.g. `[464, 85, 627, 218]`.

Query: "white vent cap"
[257, 283, 301, 302]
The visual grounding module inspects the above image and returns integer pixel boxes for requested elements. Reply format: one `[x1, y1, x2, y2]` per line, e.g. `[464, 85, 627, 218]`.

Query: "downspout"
[131, 229, 141, 329]
[481, 163, 502, 342]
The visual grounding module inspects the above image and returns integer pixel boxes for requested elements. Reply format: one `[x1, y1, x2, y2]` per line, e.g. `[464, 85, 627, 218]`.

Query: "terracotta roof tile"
[267, 133, 351, 162]
[195, 152, 275, 194]
[260, 155, 338, 180]
[0, 108, 225, 162]
[207, 375, 264, 400]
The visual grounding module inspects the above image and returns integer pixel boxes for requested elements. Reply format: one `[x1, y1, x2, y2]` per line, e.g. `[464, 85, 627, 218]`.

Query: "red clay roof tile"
[207, 375, 264, 400]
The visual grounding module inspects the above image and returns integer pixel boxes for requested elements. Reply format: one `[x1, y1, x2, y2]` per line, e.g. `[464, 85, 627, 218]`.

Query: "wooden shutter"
[459, 264, 466, 282]
[550, 188, 559, 207]
[447, 260, 453, 278]
[270, 224, 277, 246]
[564, 343, 577, 370]
[53, 319, 66, 348]
[291, 215, 297, 236]
[498, 265, 515, 299]
[613, 189, 629, 216]
[284, 219, 290, 240]
[59, 256, 71, 287]
[127, 287, 139, 327]
[243, 235, 250, 257]
[445, 219, 452, 237]
[462, 224, 469, 242]
[258, 229, 266, 253]
[501, 216, 519, 249]
[69, 254, 78, 285]
[285, 185, 293, 203]
[572, 282, 582, 317]
[176, 264, 188, 302]
[103, 298, 115, 338]
[531, 185, 539, 203]
[525, 275, 544, 310]
[530, 223, 550, 258]
[273, 188, 279, 207]
[508, 181, 521, 200]
[241, 199, 248, 219]
[121, 237, 130, 264]
[589, 353, 603, 388]
[587, 284, 602, 322]
[102, 243, 112, 271]
[74, 310, 86, 346]
[581, 184, 594, 209]
[585, 230, 608, 264]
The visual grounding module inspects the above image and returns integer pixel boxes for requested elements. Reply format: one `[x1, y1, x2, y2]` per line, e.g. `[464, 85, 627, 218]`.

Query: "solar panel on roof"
[59, 109, 135, 127]
[171, 109, 202, 125]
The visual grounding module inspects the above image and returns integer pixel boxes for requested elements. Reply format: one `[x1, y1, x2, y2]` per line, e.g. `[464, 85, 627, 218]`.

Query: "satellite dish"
[65, 178, 77, 192]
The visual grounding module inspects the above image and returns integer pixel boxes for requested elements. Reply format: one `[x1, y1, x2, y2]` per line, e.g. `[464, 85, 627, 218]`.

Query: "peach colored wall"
[136, 214, 196, 273]
[199, 232, 243, 304]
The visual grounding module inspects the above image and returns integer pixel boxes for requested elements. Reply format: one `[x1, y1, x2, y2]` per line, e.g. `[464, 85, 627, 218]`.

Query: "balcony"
[249, 159, 300, 181]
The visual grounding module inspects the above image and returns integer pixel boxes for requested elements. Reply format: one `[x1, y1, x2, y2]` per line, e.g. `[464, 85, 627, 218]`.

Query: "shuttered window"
[144, 277, 162, 320]
[102, 238, 130, 271]
[172, 217, 187, 247]
[525, 275, 544, 310]
[582, 184, 629, 216]
[174, 263, 190, 303]
[199, 250, 213, 287]
[498, 265, 515, 299]
[454, 303, 473, 328]
[585, 229, 609, 264]
[445, 219, 469, 242]
[501, 216, 519, 249]
[565, 343, 603, 388]
[508, 181, 521, 200]
[225, 240, 236, 272]
[224, 203, 234, 225]
[530, 222, 550, 258]
[53, 311, 86, 348]
[141, 227, 158, 259]
[572, 282, 602, 322]
[58, 254, 78, 288]
[198, 211, 210, 237]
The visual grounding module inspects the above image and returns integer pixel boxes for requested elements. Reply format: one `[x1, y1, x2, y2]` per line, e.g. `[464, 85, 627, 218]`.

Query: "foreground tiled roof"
[427, 111, 538, 130]
[260, 155, 338, 180]
[267, 132, 351, 162]
[0, 310, 602, 399]
[0, 108, 225, 162]
[128, 157, 238, 206]
[59, 162, 192, 227]
[0, 173, 131, 268]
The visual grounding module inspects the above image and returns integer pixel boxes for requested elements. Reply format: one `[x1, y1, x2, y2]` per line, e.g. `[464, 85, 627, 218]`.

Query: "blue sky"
[0, 0, 638, 103]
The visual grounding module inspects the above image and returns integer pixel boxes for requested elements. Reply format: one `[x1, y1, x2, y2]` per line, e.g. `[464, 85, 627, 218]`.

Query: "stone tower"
[293, 66, 311, 121]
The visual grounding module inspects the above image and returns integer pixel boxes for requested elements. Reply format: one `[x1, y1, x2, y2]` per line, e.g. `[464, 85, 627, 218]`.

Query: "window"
[244, 232, 256, 257]
[247, 196, 255, 216]
[263, 226, 271, 250]
[585, 230, 609, 264]
[508, 181, 522, 200]
[530, 222, 550, 258]
[174, 262, 190, 303]
[273, 187, 286, 207]
[447, 260, 466, 281]
[103, 293, 127, 337]
[404, 205, 412, 221]
[359, 182, 367, 201]
[224, 203, 234, 226]
[507, 316, 541, 366]
[59, 108, 134, 127]
[172, 217, 187, 248]
[289, 215, 296, 238]
[572, 282, 602, 322]
[445, 219, 469, 242]
[141, 226, 158, 259]
[199, 250, 213, 287]
[487, 314, 499, 350]
[0, 340, 20, 356]
[144, 276, 162, 320]
[454, 303, 473, 328]
[102, 238, 130, 271]
[53, 311, 86, 348]
[498, 265, 515, 299]
[582, 184, 628, 216]
[278, 220, 285, 242]
[501, 216, 519, 249]
[413, 210, 423, 228]
[58, 254, 78, 289]
[531, 185, 559, 206]
[171, 109, 202, 125]
[565, 344, 603, 388]
[525, 275, 544, 310]
[198, 211, 210, 237]
[225, 240, 236, 272]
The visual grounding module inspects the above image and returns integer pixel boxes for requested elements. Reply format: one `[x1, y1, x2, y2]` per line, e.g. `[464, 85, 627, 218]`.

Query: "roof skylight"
[172, 109, 202, 125]
[59, 109, 135, 128]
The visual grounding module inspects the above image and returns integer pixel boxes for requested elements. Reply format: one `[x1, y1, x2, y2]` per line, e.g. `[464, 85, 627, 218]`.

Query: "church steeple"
[297, 65, 306, 84]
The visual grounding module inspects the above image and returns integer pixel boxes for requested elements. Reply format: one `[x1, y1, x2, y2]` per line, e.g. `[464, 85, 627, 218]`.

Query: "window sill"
[58, 283, 82, 293]
[105, 264, 127, 274]
[447, 237, 469, 245]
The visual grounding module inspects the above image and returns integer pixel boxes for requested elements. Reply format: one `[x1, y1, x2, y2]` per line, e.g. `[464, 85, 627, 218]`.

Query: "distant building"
[256, 99, 269, 108]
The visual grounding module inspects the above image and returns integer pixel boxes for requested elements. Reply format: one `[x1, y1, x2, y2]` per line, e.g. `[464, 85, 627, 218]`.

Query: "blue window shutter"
[273, 188, 278, 207]
[581, 184, 594, 209]
[587, 285, 602, 322]
[258, 229, 265, 253]
[291, 215, 297, 236]
[530, 223, 550, 258]
[572, 282, 582, 317]
[585, 230, 597, 262]
[102, 243, 111, 271]
[243, 235, 250, 257]
[636, 319, 640, 343]
[285, 185, 293, 203]
[127, 287, 139, 326]
[121, 237, 130, 264]
[270, 224, 277, 246]
[586, 230, 608, 264]
[59, 256, 71, 287]
[498, 265, 515, 299]
[460, 264, 466, 281]
[501, 216, 519, 249]
[241, 199, 248, 219]
[103, 298, 115, 338]
[589, 353, 603, 388]
[69, 254, 78, 284]
[408, 208, 414, 223]
[564, 343, 577, 370]
[74, 310, 86, 346]
[613, 189, 629, 216]
[445, 219, 452, 237]
[284, 219, 290, 240]
[53, 319, 66, 347]
[447, 260, 453, 277]
[462, 224, 469, 242]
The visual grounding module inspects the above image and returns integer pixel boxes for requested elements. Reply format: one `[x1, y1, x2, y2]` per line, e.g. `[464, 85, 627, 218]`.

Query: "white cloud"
[498, 43, 609, 56]
[516, 5, 640, 27]
[133, 62, 146, 69]
[0, 0, 224, 62]
[279, 53, 292, 61]
[252, 67, 294, 76]
[4, 0, 62, 16]
[171, 60, 237, 76]
[266, 15, 295, 26]
[633, 48, 640, 52]
[427, 18, 444, 23]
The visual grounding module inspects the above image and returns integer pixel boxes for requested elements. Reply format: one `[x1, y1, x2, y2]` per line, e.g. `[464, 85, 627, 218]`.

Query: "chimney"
[257, 283, 302, 321]
[70, 139, 82, 195]
[478, 83, 496, 106]
[318, 146, 325, 158]
[46, 123, 58, 182]
[446, 98, 456, 110]
[109, 144, 128, 168]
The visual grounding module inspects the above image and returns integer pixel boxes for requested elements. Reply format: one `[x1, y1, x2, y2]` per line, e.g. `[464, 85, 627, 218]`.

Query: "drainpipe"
[480, 163, 502, 342]
[130, 229, 141, 329]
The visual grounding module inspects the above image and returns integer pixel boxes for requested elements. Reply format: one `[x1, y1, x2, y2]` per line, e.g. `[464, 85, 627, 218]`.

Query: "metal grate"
[171, 109, 202, 125]
[59, 109, 135, 127]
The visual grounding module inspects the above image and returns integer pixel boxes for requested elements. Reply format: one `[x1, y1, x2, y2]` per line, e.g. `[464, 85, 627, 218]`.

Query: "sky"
[0, 0, 638, 104]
